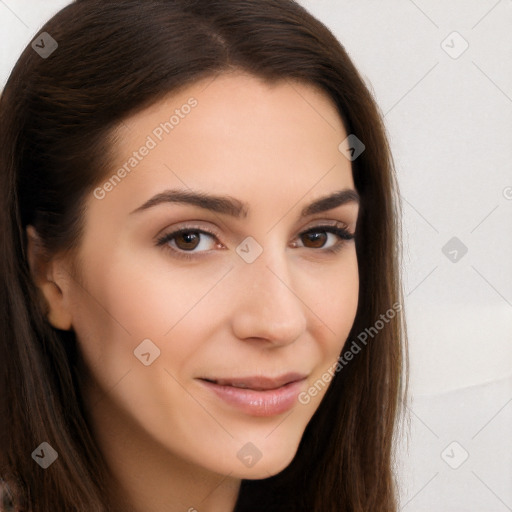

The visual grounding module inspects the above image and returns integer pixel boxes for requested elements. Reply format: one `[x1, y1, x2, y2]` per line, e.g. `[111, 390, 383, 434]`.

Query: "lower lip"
[198, 378, 306, 417]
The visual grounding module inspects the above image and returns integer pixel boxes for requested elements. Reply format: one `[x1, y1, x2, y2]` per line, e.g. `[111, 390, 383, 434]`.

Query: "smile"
[197, 373, 308, 417]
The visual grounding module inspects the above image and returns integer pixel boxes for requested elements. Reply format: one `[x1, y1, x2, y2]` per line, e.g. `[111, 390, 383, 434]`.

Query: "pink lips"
[197, 373, 307, 417]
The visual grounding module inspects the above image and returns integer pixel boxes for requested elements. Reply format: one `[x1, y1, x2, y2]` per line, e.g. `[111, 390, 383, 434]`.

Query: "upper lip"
[198, 372, 307, 391]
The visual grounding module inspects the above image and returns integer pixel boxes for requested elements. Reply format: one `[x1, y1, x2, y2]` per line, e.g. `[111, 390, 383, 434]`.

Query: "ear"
[26, 225, 73, 331]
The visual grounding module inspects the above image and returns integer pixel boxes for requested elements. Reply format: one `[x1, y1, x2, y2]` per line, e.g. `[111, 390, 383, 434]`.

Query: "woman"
[0, 0, 408, 510]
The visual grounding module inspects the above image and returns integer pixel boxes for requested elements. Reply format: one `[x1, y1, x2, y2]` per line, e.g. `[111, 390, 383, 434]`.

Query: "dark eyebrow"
[130, 188, 360, 218]
[300, 189, 360, 217]
[130, 189, 249, 217]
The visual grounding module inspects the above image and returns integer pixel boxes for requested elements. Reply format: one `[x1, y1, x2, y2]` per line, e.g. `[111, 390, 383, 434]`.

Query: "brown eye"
[156, 227, 219, 259]
[301, 231, 328, 248]
[295, 225, 355, 252]
[174, 231, 201, 250]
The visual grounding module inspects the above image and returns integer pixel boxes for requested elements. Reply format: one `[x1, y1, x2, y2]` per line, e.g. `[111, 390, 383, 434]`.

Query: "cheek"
[93, 248, 233, 333]
[308, 258, 359, 397]
[302, 250, 359, 345]
[68, 250, 231, 378]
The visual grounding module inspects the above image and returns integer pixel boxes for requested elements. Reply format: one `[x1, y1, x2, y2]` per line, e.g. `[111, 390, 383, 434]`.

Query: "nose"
[229, 244, 307, 347]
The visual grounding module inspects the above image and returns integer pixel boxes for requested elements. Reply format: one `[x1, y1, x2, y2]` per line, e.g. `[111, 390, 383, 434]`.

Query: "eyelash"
[155, 223, 355, 261]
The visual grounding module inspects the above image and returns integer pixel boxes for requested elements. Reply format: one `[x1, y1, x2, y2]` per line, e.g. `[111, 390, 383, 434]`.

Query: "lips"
[199, 373, 306, 391]
[197, 372, 308, 416]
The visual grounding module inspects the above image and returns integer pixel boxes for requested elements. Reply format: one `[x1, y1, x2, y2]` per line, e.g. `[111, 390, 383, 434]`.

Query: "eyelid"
[154, 222, 220, 242]
[155, 218, 352, 238]
[302, 218, 351, 231]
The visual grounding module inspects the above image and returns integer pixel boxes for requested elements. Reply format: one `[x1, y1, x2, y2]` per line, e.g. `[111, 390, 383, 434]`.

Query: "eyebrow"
[130, 187, 360, 218]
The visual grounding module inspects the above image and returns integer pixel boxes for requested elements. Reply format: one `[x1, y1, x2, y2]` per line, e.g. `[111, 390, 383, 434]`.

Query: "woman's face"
[50, 72, 359, 481]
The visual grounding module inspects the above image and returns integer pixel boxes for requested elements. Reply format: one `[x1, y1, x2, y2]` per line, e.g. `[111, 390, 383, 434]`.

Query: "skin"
[27, 71, 360, 512]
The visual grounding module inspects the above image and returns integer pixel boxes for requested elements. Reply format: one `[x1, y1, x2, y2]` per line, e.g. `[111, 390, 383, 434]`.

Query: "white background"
[1, 1, 511, 510]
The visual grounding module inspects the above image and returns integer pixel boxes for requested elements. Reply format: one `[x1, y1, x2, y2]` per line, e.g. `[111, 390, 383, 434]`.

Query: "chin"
[233, 442, 299, 480]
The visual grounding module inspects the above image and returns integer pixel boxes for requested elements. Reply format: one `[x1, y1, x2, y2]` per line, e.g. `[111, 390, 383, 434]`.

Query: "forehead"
[93, 71, 353, 218]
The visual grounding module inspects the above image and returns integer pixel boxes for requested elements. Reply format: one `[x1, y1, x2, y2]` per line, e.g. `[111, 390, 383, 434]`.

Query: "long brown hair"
[0, 1, 408, 510]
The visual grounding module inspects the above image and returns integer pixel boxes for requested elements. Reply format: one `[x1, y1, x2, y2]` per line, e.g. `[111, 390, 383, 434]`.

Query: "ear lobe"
[26, 225, 73, 331]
